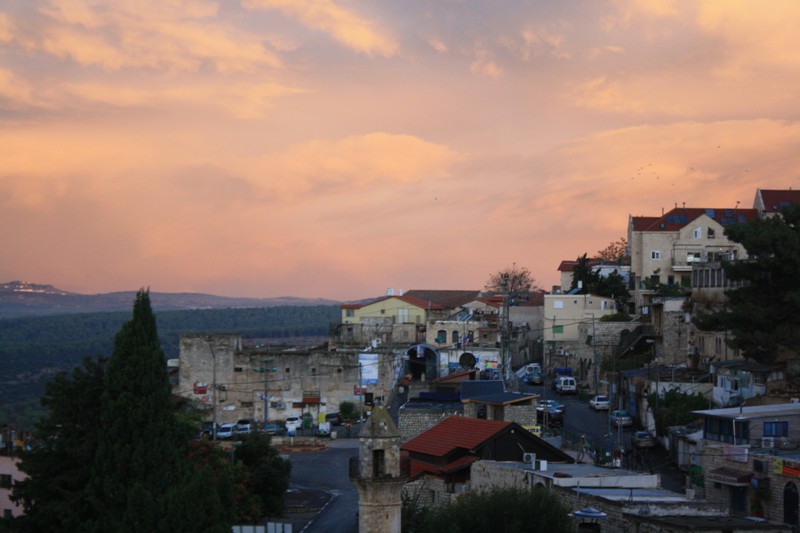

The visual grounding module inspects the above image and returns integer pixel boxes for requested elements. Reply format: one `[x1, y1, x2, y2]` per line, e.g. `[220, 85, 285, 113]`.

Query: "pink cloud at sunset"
[1, 1, 799, 301]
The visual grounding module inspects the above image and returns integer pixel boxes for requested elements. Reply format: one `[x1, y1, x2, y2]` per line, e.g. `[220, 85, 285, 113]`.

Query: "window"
[693, 227, 702, 239]
[651, 250, 661, 259]
[764, 421, 789, 438]
[452, 331, 460, 343]
[436, 330, 447, 343]
[240, 401, 253, 408]
[552, 325, 564, 334]
[0, 475, 11, 489]
[346, 309, 354, 317]
[372, 449, 386, 477]
[687, 251, 702, 262]
[667, 275, 675, 286]
[708, 228, 716, 239]
[397, 308, 409, 323]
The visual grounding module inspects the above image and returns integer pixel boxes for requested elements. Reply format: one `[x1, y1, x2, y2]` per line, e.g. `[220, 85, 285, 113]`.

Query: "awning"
[706, 467, 753, 486]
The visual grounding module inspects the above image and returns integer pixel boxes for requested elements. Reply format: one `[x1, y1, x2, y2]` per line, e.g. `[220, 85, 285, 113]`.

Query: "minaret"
[351, 406, 406, 533]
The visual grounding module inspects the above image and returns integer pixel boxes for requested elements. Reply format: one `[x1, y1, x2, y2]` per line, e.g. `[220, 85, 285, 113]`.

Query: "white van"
[558, 376, 577, 395]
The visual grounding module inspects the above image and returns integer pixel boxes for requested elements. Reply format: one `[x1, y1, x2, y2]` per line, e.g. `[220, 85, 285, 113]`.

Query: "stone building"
[174, 333, 403, 425]
[693, 402, 800, 527]
[351, 406, 405, 533]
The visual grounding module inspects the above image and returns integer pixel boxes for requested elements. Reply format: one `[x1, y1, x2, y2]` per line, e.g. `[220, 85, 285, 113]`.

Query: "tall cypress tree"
[89, 289, 201, 531]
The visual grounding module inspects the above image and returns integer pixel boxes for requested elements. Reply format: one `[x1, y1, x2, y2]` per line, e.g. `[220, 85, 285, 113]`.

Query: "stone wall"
[505, 404, 537, 427]
[398, 406, 462, 444]
[402, 477, 464, 510]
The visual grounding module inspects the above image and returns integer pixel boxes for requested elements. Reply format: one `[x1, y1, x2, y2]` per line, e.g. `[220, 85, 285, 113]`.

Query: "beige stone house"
[627, 206, 757, 314]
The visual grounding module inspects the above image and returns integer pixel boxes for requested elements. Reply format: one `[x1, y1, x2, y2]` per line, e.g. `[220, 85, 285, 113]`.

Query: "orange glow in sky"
[2, 1, 799, 300]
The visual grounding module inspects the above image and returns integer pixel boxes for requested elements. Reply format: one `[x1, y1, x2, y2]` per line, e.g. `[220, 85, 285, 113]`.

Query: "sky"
[2, 1, 799, 301]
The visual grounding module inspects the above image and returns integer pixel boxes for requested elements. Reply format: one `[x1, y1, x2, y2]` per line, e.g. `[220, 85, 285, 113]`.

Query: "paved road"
[284, 388, 410, 531]
[522, 382, 685, 492]
[286, 438, 360, 533]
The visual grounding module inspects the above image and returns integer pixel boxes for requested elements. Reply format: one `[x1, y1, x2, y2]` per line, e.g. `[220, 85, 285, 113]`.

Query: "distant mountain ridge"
[0, 281, 341, 319]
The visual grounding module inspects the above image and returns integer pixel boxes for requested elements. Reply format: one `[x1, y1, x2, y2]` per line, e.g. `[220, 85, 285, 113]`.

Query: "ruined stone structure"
[175, 333, 402, 425]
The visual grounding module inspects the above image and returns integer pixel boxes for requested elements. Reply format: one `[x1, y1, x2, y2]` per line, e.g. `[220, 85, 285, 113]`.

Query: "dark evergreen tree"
[594, 270, 631, 312]
[89, 289, 230, 532]
[10, 357, 106, 532]
[570, 254, 599, 293]
[694, 204, 800, 364]
[570, 254, 630, 310]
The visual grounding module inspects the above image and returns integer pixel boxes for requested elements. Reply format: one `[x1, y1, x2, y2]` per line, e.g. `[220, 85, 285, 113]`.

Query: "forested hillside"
[0, 305, 340, 428]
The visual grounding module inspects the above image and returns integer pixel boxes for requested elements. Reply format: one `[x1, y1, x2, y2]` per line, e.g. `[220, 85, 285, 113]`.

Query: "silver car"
[610, 410, 633, 428]
[589, 395, 610, 411]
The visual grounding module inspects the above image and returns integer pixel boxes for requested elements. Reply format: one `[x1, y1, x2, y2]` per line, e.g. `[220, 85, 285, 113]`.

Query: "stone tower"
[351, 406, 406, 533]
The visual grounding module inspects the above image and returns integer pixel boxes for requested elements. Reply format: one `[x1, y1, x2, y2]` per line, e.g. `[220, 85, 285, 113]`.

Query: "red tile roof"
[557, 259, 602, 272]
[401, 416, 511, 457]
[631, 207, 758, 232]
[341, 294, 446, 311]
[757, 189, 800, 213]
[630, 216, 660, 231]
[403, 290, 482, 309]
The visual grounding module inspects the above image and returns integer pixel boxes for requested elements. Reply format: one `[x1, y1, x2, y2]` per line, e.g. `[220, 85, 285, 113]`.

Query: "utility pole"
[585, 312, 597, 395]
[206, 337, 218, 441]
[255, 357, 277, 424]
[501, 273, 513, 391]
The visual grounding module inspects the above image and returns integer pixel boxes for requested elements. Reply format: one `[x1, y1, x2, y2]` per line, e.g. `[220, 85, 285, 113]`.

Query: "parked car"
[285, 416, 301, 433]
[557, 376, 577, 395]
[216, 423, 236, 440]
[326, 412, 343, 426]
[632, 431, 656, 448]
[235, 419, 253, 435]
[525, 371, 543, 385]
[537, 399, 565, 412]
[262, 423, 283, 435]
[610, 410, 633, 428]
[589, 395, 610, 411]
[536, 399, 565, 426]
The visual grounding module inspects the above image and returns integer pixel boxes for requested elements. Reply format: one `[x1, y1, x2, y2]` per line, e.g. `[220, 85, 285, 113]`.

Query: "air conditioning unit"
[556, 349, 565, 356]
[272, 401, 286, 410]
[762, 437, 775, 449]
[523, 453, 536, 465]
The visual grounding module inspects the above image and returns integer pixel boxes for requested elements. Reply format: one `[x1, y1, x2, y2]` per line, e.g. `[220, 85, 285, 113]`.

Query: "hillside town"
[4, 187, 800, 532]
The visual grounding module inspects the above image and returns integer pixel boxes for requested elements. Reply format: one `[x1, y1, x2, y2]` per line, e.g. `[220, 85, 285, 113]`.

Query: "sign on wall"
[359, 353, 379, 385]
